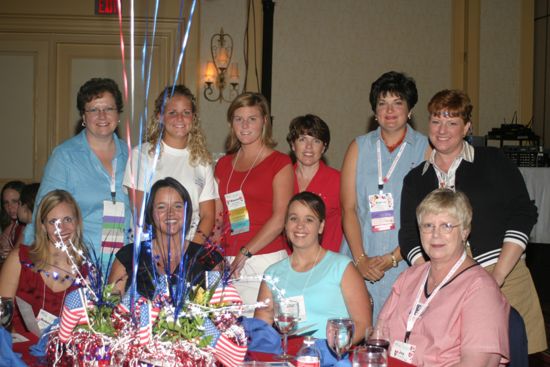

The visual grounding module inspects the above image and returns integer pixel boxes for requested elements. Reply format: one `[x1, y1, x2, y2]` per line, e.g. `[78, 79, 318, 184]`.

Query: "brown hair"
[286, 114, 331, 152]
[225, 92, 276, 154]
[428, 89, 473, 124]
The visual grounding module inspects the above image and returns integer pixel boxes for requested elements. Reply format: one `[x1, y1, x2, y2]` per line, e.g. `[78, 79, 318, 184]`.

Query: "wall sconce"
[203, 28, 240, 102]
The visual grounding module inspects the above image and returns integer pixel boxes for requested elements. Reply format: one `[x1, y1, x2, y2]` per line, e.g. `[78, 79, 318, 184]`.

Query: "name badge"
[102, 200, 125, 255]
[224, 190, 250, 235]
[368, 192, 395, 232]
[37, 308, 57, 332]
[287, 295, 307, 322]
[390, 340, 416, 364]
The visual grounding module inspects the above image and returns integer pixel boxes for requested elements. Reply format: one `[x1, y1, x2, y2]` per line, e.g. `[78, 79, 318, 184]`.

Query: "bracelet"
[239, 246, 253, 258]
[390, 253, 398, 268]
[354, 253, 367, 266]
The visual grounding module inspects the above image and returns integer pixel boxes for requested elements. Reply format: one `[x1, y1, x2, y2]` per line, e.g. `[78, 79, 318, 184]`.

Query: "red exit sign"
[95, 0, 119, 15]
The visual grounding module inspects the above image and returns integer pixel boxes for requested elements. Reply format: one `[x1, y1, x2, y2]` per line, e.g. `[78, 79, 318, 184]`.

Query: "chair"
[508, 307, 528, 367]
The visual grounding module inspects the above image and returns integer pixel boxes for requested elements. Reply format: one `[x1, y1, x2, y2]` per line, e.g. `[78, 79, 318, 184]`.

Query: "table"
[12, 331, 45, 366]
[518, 167, 550, 244]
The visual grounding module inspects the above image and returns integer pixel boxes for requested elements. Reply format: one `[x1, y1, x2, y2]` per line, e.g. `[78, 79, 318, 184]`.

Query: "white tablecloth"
[519, 167, 550, 244]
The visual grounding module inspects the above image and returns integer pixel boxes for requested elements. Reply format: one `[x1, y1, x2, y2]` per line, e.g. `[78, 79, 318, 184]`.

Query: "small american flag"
[209, 284, 243, 305]
[213, 333, 247, 367]
[58, 288, 89, 342]
[138, 301, 152, 345]
[207, 271, 242, 305]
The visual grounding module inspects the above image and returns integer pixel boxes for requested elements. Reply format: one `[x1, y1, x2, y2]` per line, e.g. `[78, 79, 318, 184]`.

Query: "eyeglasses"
[47, 216, 76, 226]
[84, 107, 118, 116]
[419, 222, 460, 234]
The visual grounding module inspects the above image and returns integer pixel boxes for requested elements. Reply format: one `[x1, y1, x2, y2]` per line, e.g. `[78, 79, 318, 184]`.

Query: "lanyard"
[377, 140, 407, 191]
[225, 145, 265, 194]
[404, 251, 466, 343]
[110, 158, 117, 203]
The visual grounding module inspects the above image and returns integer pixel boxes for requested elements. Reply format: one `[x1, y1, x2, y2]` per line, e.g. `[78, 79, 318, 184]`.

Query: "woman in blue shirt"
[255, 192, 371, 343]
[23, 78, 131, 269]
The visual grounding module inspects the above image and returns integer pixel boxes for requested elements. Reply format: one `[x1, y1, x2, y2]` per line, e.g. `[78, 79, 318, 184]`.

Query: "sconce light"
[203, 28, 240, 102]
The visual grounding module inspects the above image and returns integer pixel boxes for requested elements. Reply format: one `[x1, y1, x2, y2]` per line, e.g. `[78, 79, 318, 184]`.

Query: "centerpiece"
[43, 223, 261, 367]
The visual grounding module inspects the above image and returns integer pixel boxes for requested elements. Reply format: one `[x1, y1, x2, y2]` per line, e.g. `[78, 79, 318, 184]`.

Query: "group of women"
[0, 70, 547, 366]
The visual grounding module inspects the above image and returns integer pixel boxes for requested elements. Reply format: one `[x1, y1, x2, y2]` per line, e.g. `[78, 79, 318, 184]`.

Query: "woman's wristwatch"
[390, 253, 398, 268]
[239, 246, 253, 258]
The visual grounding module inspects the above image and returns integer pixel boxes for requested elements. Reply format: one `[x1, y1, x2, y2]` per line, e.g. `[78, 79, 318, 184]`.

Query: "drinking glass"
[274, 299, 299, 360]
[352, 346, 387, 367]
[0, 296, 14, 330]
[365, 325, 390, 350]
[326, 318, 355, 360]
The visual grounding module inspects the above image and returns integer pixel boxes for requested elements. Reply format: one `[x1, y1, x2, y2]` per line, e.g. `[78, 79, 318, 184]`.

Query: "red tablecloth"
[12, 331, 45, 366]
[248, 336, 411, 366]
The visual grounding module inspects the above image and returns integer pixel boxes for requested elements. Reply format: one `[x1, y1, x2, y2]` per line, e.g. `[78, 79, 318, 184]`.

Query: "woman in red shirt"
[215, 92, 293, 306]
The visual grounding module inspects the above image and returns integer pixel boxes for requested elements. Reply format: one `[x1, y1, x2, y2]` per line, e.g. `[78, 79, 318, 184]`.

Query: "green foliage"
[75, 283, 121, 337]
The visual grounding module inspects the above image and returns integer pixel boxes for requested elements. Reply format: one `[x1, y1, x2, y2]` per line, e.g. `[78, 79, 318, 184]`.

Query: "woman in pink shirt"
[379, 189, 509, 367]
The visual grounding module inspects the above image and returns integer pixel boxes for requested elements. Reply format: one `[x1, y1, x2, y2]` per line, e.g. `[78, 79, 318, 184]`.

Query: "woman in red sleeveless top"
[0, 190, 88, 333]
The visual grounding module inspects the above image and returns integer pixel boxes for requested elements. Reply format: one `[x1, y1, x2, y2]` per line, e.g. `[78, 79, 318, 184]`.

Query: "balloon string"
[172, 0, 197, 87]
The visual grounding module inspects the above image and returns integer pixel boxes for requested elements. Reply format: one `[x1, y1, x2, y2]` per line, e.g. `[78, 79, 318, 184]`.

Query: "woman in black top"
[399, 89, 545, 354]
[108, 177, 222, 299]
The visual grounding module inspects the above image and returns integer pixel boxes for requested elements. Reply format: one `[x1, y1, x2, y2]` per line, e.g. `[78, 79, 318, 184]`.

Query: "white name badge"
[390, 340, 416, 364]
[368, 192, 395, 232]
[287, 295, 307, 323]
[37, 308, 57, 332]
[224, 190, 250, 235]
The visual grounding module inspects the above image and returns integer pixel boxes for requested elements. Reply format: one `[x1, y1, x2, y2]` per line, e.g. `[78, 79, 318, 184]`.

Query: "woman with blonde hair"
[0, 189, 88, 334]
[215, 92, 293, 306]
[124, 85, 217, 245]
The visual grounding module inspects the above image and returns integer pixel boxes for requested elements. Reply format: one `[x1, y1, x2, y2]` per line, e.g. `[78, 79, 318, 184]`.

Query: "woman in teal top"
[255, 192, 371, 343]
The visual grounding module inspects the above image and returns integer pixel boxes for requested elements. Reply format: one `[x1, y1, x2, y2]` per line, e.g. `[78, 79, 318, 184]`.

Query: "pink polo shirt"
[379, 262, 510, 366]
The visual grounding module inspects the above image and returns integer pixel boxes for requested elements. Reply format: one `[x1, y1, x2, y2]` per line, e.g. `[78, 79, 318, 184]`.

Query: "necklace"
[22, 261, 82, 286]
[225, 145, 265, 194]
[287, 246, 323, 294]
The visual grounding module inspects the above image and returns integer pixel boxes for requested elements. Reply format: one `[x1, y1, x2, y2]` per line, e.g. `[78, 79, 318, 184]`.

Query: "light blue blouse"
[264, 251, 352, 339]
[23, 130, 132, 268]
[340, 125, 428, 322]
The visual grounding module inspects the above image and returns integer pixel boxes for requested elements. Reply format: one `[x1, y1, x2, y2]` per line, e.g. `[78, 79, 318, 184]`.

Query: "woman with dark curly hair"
[22, 78, 131, 269]
[340, 71, 430, 321]
[123, 85, 217, 246]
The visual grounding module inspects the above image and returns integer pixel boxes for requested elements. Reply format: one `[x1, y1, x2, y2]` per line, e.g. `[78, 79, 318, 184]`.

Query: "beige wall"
[0, 0, 534, 184]
[270, 0, 453, 167]
[479, 0, 522, 135]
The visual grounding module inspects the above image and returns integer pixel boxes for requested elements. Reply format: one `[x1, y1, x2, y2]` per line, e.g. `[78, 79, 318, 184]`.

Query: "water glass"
[352, 345, 387, 367]
[274, 299, 299, 360]
[326, 317, 355, 360]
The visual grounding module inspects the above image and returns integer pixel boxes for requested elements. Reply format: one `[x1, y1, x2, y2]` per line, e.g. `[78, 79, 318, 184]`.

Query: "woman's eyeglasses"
[419, 222, 460, 234]
[85, 107, 118, 116]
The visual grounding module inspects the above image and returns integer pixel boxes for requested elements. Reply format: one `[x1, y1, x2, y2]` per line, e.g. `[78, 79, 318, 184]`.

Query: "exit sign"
[95, 0, 119, 15]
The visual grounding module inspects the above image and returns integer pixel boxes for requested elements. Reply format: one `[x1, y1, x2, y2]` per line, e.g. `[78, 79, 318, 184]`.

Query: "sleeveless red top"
[215, 150, 292, 256]
[11, 245, 86, 334]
